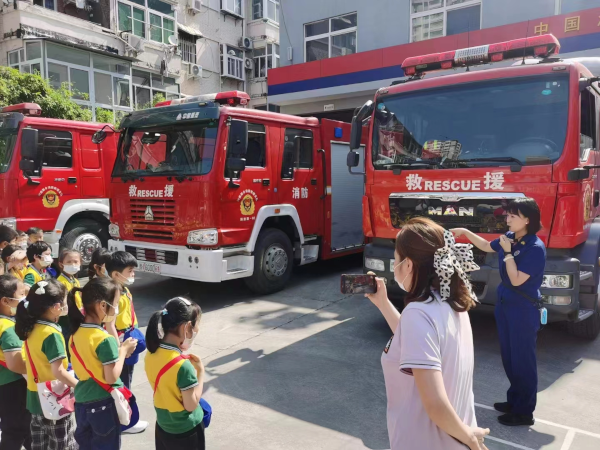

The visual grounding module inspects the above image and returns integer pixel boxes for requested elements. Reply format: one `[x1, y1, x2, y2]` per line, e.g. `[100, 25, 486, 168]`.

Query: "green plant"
[136, 92, 167, 111]
[95, 107, 115, 125]
[0, 67, 92, 121]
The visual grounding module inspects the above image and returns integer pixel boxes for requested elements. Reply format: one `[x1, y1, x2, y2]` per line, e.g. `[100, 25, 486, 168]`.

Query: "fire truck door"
[17, 128, 81, 231]
[276, 127, 321, 235]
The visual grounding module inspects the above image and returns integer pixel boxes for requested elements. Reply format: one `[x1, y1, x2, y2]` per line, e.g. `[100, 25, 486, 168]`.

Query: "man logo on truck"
[43, 191, 59, 208]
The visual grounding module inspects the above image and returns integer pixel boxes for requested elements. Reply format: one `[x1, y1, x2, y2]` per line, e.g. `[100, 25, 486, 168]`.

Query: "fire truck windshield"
[113, 121, 218, 178]
[372, 73, 569, 169]
[0, 130, 17, 174]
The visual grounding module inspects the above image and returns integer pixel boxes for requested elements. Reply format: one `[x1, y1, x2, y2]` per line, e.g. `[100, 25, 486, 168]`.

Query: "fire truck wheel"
[60, 219, 109, 273]
[566, 309, 600, 340]
[245, 228, 293, 295]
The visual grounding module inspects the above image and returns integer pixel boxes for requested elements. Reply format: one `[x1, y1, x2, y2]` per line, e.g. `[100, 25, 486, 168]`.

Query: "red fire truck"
[347, 34, 600, 338]
[0, 103, 117, 266]
[104, 91, 365, 294]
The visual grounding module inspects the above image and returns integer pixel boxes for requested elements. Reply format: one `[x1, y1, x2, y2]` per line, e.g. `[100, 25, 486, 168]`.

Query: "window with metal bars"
[178, 32, 197, 64]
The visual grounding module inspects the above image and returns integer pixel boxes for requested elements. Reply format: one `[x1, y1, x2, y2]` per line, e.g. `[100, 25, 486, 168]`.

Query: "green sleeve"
[23, 273, 36, 287]
[0, 327, 23, 352]
[95, 336, 120, 365]
[41, 333, 66, 364]
[177, 360, 199, 391]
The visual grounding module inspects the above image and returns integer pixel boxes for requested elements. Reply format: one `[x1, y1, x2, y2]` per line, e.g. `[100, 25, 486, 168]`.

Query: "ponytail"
[15, 300, 36, 340]
[145, 297, 201, 354]
[68, 287, 85, 334]
[146, 311, 163, 354]
[15, 279, 66, 340]
[89, 248, 112, 280]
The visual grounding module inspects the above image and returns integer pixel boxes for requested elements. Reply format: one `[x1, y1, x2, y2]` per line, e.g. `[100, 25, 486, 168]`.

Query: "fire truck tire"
[566, 310, 600, 340]
[60, 219, 109, 274]
[244, 228, 293, 295]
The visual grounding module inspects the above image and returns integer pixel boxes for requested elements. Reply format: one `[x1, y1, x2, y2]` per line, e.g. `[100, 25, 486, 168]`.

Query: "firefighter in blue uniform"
[452, 197, 546, 427]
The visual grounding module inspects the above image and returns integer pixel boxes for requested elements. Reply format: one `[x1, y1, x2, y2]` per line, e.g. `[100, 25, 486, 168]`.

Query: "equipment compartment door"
[330, 142, 364, 251]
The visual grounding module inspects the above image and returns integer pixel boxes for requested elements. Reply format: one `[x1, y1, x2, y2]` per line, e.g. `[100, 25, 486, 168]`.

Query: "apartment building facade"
[269, 0, 600, 121]
[0, 0, 279, 120]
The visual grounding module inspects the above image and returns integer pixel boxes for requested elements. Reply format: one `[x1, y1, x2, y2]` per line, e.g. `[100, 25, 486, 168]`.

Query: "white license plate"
[138, 262, 162, 275]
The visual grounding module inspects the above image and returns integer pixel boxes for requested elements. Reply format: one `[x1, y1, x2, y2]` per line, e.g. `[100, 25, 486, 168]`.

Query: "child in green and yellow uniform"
[56, 249, 82, 359]
[0, 275, 31, 450]
[68, 277, 138, 449]
[145, 297, 205, 450]
[15, 279, 78, 450]
[107, 250, 148, 434]
[2, 244, 28, 282]
[23, 241, 52, 288]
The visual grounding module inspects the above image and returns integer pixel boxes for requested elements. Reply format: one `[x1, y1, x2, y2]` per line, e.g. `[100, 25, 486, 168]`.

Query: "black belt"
[501, 282, 543, 309]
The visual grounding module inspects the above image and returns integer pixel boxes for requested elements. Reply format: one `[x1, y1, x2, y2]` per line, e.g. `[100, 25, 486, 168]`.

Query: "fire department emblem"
[238, 189, 258, 217]
[42, 190, 59, 209]
[145, 206, 154, 221]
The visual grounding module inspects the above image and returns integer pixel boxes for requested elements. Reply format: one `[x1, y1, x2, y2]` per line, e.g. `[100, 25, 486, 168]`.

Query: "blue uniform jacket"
[491, 232, 546, 302]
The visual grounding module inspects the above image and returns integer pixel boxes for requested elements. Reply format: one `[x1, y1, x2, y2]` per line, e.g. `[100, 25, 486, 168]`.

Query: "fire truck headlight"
[365, 258, 385, 272]
[108, 223, 120, 239]
[0, 218, 17, 230]
[541, 275, 572, 289]
[187, 229, 218, 246]
[541, 295, 571, 306]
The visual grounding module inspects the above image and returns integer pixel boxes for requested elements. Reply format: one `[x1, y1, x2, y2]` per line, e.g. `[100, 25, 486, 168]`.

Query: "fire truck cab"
[348, 35, 600, 338]
[0, 103, 117, 265]
[106, 91, 365, 294]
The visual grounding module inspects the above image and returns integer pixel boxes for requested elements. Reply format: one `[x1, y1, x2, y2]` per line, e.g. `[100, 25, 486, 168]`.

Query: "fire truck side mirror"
[92, 130, 107, 144]
[226, 157, 246, 173]
[350, 100, 373, 150]
[20, 128, 39, 160]
[347, 151, 360, 168]
[228, 119, 249, 157]
[568, 168, 590, 181]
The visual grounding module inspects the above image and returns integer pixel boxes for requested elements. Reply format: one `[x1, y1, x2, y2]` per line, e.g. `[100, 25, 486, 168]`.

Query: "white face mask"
[40, 255, 53, 267]
[63, 265, 80, 275]
[181, 324, 198, 351]
[118, 273, 135, 286]
[102, 301, 119, 322]
[394, 259, 410, 292]
[5, 297, 25, 316]
[19, 243, 27, 250]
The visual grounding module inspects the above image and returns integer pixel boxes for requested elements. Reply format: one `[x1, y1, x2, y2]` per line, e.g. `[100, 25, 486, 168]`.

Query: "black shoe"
[493, 402, 512, 413]
[498, 413, 535, 426]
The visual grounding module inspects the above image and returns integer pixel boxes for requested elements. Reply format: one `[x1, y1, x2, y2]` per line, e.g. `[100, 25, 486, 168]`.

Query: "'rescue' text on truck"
[105, 91, 365, 294]
[0, 103, 117, 267]
[347, 34, 600, 339]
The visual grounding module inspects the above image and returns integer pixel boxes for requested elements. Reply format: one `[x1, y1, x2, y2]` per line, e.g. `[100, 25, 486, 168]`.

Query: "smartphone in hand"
[340, 274, 377, 294]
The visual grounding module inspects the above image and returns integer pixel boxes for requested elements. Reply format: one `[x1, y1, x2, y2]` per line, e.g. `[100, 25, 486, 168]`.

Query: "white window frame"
[8, 42, 44, 76]
[117, 0, 176, 44]
[132, 69, 180, 109]
[178, 32, 197, 64]
[252, 0, 279, 24]
[253, 43, 279, 79]
[45, 43, 134, 121]
[118, 1, 147, 40]
[221, 0, 243, 18]
[409, 0, 482, 43]
[222, 44, 245, 81]
[304, 13, 357, 63]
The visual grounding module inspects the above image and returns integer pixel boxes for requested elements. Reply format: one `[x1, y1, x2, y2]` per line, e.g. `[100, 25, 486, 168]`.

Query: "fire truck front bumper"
[108, 240, 254, 282]
[364, 240, 588, 323]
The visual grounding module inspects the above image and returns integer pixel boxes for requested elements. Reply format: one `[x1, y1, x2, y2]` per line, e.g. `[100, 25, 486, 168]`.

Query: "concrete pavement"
[120, 254, 600, 450]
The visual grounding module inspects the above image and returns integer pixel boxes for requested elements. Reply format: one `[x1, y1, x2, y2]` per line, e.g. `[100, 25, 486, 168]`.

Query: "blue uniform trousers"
[495, 291, 540, 416]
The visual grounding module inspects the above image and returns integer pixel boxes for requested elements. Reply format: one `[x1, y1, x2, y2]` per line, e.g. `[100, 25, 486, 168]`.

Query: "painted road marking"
[475, 402, 600, 450]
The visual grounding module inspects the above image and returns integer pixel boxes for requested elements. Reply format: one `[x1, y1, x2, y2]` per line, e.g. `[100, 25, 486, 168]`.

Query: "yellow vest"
[116, 287, 138, 331]
[23, 265, 45, 287]
[145, 344, 188, 413]
[57, 274, 82, 310]
[9, 267, 24, 281]
[24, 321, 68, 391]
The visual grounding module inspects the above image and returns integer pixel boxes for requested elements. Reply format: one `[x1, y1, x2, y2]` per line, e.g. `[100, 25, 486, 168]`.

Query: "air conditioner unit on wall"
[188, 0, 202, 14]
[189, 64, 202, 78]
[124, 33, 145, 52]
[244, 58, 253, 71]
[239, 36, 252, 50]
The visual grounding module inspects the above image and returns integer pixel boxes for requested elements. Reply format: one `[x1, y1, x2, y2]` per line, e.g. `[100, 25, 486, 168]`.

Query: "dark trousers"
[120, 363, 134, 390]
[74, 397, 121, 450]
[495, 295, 540, 416]
[0, 378, 32, 450]
[155, 422, 205, 450]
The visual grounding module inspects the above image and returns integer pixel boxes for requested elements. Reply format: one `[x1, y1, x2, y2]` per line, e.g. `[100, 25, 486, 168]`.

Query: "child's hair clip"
[161, 308, 168, 315]
[35, 281, 48, 295]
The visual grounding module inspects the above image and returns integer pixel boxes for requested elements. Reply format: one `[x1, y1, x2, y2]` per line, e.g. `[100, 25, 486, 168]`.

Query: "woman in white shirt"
[367, 217, 489, 450]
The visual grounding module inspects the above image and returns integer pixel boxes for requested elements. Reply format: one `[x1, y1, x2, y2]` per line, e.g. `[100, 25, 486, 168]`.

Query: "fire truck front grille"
[129, 199, 176, 241]
[125, 246, 178, 265]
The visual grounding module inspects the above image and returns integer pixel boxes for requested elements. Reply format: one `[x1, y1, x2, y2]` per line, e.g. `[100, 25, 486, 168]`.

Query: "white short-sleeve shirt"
[381, 291, 476, 450]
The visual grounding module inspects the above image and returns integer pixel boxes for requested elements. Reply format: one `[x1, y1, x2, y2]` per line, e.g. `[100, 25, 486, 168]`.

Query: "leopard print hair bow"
[433, 230, 480, 304]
